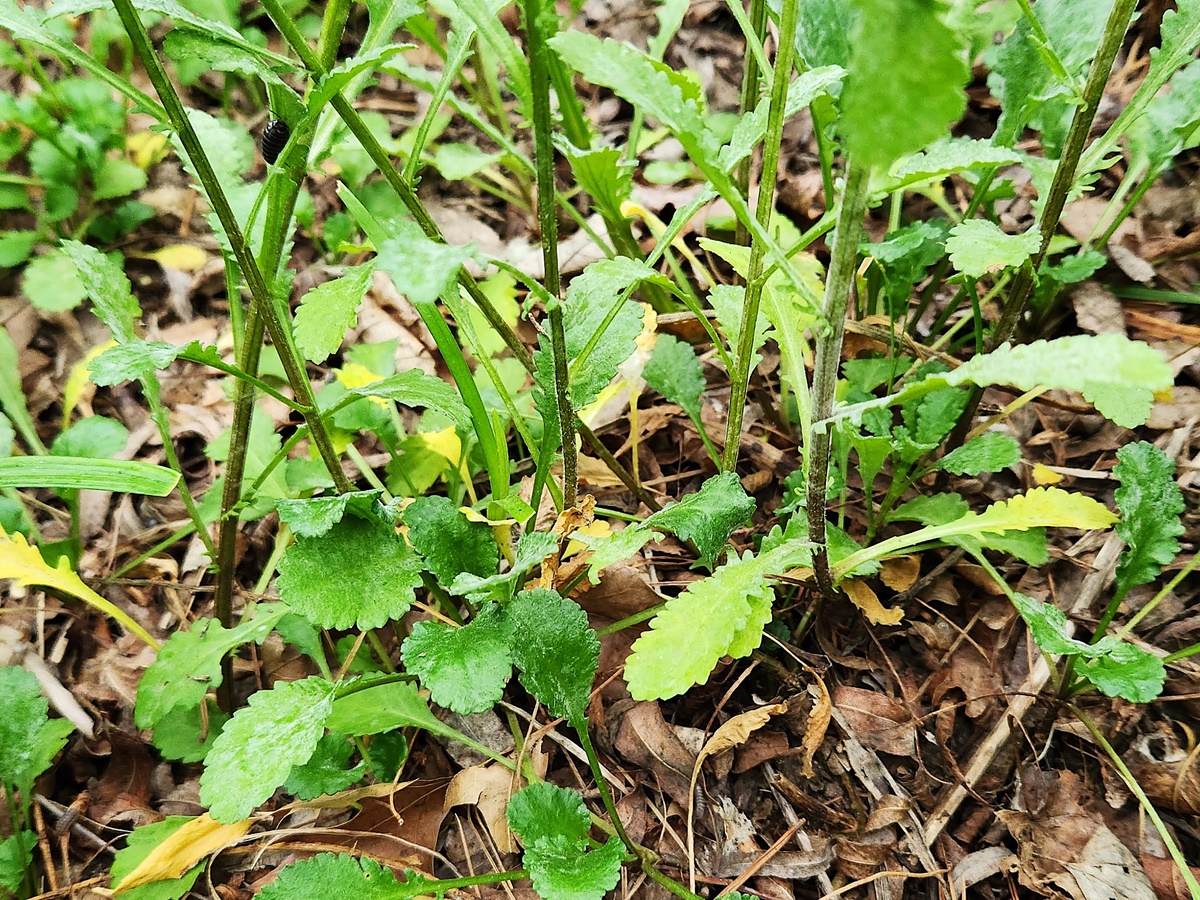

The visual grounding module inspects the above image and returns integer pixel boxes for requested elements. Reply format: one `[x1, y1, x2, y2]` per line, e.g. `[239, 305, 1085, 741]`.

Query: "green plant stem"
[422, 870, 530, 893]
[721, 0, 799, 472]
[732, 0, 767, 250]
[993, 0, 1136, 345]
[805, 160, 870, 598]
[641, 862, 705, 900]
[315, 0, 351, 71]
[575, 717, 634, 851]
[1115, 550, 1200, 643]
[110, 0, 355, 712]
[1069, 705, 1200, 899]
[940, 0, 1137, 467]
[522, 0, 576, 508]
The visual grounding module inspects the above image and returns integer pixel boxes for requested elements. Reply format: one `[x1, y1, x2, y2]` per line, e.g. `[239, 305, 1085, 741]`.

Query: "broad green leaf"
[1113, 441, 1184, 594]
[506, 589, 599, 725]
[880, 138, 1024, 194]
[0, 456, 179, 496]
[646, 471, 755, 570]
[89, 342, 183, 386]
[50, 416, 128, 460]
[135, 605, 288, 729]
[626, 538, 812, 700]
[841, 0, 968, 169]
[255, 853, 417, 900]
[60, 240, 139, 342]
[533, 258, 654, 432]
[109, 818, 204, 900]
[21, 250, 87, 312]
[161, 29, 288, 86]
[401, 603, 513, 714]
[449, 530, 558, 599]
[283, 733, 365, 800]
[643, 333, 704, 422]
[946, 219, 1040, 278]
[939, 334, 1172, 428]
[326, 679, 446, 737]
[294, 264, 375, 364]
[433, 142, 502, 180]
[374, 220, 473, 307]
[989, 0, 1114, 150]
[524, 834, 624, 900]
[0, 831, 34, 895]
[1076, 642, 1166, 704]
[277, 512, 423, 630]
[346, 369, 472, 432]
[274, 491, 381, 539]
[402, 496, 499, 587]
[0, 232, 38, 269]
[793, 0, 855, 68]
[507, 783, 623, 900]
[0, 666, 74, 802]
[150, 700, 228, 764]
[1010, 593, 1165, 702]
[936, 432, 1021, 476]
[200, 676, 337, 822]
[1126, 61, 1200, 174]
[575, 524, 659, 584]
[93, 157, 147, 201]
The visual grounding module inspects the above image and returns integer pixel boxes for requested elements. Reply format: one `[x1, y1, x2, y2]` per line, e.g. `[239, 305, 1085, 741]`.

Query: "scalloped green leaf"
[507, 783, 623, 900]
[946, 219, 1040, 277]
[294, 264, 375, 364]
[135, 605, 288, 729]
[200, 676, 336, 822]
[449, 530, 558, 599]
[255, 853, 412, 900]
[277, 513, 423, 630]
[506, 589, 599, 725]
[0, 666, 75, 802]
[1113, 441, 1185, 594]
[625, 537, 812, 701]
[940, 334, 1173, 428]
[403, 495, 499, 588]
[60, 239, 140, 342]
[283, 733, 365, 800]
[374, 220, 473, 308]
[275, 491, 382, 539]
[643, 333, 704, 422]
[646, 471, 755, 570]
[936, 432, 1022, 476]
[402, 603, 513, 714]
[346, 369, 472, 432]
[326, 679, 445, 737]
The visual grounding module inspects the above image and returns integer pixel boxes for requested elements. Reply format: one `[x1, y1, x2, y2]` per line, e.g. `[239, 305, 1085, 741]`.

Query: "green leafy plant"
[3, 0, 1197, 895]
[0, 667, 75, 899]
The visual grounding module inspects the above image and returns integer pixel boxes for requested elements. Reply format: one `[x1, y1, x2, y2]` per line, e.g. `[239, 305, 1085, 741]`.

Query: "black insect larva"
[261, 118, 290, 165]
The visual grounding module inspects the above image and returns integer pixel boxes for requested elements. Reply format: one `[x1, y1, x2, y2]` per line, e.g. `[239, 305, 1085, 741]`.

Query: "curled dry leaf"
[841, 578, 905, 626]
[445, 764, 523, 854]
[878, 555, 921, 592]
[114, 813, 251, 894]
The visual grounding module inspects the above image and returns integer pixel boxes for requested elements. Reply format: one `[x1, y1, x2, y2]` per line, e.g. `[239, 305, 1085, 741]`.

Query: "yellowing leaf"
[0, 529, 159, 649]
[1031, 463, 1063, 485]
[138, 244, 209, 272]
[114, 814, 251, 893]
[337, 362, 388, 407]
[127, 130, 170, 169]
[971, 486, 1116, 532]
[418, 426, 463, 467]
[564, 518, 610, 560]
[63, 341, 113, 421]
[842, 578, 905, 626]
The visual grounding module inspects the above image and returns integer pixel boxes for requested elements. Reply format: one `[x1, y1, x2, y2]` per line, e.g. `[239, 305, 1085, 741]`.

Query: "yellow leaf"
[113, 814, 251, 893]
[64, 341, 114, 421]
[138, 244, 209, 272]
[842, 578, 904, 626]
[336, 362, 385, 391]
[0, 529, 159, 650]
[126, 131, 170, 169]
[419, 426, 463, 467]
[972, 486, 1115, 532]
[1031, 463, 1063, 485]
[564, 518, 610, 560]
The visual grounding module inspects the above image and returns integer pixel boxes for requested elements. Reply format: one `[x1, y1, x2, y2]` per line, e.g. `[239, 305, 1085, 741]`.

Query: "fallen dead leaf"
[841, 578, 905, 626]
[878, 556, 920, 592]
[113, 813, 251, 893]
[831, 686, 916, 757]
[445, 764, 523, 854]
